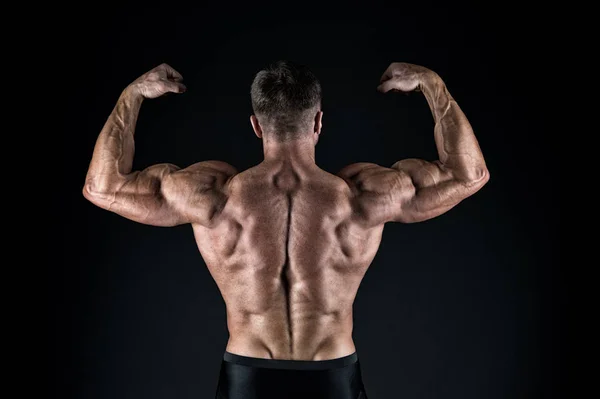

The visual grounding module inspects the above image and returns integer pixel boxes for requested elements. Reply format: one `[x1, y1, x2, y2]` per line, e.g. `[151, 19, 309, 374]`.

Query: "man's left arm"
[83, 64, 237, 227]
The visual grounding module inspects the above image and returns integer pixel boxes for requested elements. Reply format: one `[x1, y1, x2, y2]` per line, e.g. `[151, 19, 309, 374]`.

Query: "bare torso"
[83, 63, 489, 362]
[193, 161, 383, 360]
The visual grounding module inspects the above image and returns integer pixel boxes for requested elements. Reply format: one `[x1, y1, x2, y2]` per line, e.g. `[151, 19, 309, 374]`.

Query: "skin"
[83, 62, 489, 361]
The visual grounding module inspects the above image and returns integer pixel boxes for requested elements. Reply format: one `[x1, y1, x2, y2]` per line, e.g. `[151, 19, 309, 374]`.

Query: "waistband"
[223, 351, 358, 370]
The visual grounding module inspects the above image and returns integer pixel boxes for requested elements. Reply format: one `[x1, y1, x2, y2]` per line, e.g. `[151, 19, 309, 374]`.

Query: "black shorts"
[215, 351, 369, 399]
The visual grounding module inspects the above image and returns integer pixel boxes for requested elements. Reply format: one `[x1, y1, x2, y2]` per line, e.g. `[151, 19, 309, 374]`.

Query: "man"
[83, 60, 489, 399]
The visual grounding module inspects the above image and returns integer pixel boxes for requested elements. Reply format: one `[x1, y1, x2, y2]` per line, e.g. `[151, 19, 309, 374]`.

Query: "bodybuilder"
[83, 60, 489, 399]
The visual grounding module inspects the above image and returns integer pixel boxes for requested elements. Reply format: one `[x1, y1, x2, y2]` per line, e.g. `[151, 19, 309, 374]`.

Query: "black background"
[50, 2, 562, 398]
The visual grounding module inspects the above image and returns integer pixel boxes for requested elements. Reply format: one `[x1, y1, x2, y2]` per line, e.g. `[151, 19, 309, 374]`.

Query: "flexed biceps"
[339, 62, 489, 224]
[83, 64, 236, 227]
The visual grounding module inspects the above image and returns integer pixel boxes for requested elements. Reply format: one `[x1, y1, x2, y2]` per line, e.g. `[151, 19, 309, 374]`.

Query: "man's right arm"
[338, 63, 489, 224]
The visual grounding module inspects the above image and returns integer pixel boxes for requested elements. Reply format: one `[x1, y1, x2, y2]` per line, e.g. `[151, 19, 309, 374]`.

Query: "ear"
[250, 115, 263, 139]
[313, 111, 323, 145]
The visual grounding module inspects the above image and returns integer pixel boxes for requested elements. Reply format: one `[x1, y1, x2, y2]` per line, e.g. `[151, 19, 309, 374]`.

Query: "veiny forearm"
[84, 86, 143, 194]
[420, 73, 488, 183]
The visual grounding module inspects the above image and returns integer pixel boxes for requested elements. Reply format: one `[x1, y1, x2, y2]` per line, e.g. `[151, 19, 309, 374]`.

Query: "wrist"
[121, 83, 145, 102]
[419, 70, 443, 91]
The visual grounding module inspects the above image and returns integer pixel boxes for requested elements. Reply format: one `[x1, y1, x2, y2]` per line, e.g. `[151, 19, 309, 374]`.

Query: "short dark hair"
[250, 60, 321, 141]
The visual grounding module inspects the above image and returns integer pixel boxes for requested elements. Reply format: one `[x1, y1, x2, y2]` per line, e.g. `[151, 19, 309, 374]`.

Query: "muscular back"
[193, 162, 383, 360]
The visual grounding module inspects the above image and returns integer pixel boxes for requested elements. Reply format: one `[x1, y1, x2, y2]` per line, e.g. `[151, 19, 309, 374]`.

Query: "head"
[250, 60, 323, 146]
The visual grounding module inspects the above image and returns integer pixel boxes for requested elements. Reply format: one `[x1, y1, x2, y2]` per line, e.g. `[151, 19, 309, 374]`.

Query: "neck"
[262, 135, 316, 166]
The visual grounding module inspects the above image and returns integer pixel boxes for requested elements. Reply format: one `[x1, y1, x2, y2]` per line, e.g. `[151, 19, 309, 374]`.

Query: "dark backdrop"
[51, 2, 562, 398]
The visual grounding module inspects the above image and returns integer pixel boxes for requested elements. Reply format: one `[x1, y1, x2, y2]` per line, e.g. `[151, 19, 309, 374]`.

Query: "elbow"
[82, 183, 95, 201]
[467, 165, 490, 189]
[460, 165, 490, 189]
[82, 179, 112, 204]
[82, 181, 100, 203]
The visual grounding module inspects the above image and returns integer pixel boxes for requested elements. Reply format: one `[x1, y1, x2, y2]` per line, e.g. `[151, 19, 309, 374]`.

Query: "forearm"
[84, 86, 143, 194]
[420, 73, 488, 183]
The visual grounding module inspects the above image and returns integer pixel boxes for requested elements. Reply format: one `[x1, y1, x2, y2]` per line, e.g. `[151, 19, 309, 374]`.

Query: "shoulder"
[175, 160, 239, 183]
[163, 160, 239, 195]
[161, 161, 239, 227]
[337, 162, 410, 194]
[182, 160, 239, 176]
[337, 162, 380, 180]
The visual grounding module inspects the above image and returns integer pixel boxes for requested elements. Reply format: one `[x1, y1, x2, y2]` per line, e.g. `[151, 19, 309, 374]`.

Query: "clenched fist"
[377, 62, 436, 94]
[129, 63, 186, 99]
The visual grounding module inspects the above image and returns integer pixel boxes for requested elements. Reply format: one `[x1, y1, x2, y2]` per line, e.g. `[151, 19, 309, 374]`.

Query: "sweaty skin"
[83, 62, 489, 361]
